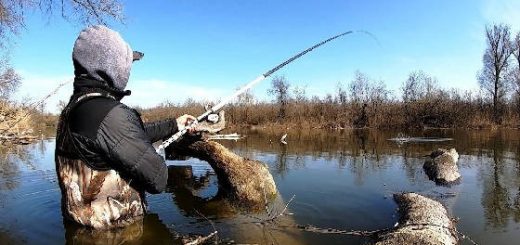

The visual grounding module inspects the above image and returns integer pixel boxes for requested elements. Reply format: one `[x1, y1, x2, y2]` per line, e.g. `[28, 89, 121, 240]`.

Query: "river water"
[0, 129, 519, 244]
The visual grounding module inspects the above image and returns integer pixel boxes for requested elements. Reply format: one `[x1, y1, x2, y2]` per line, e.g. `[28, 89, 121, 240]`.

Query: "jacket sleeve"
[95, 104, 168, 194]
[143, 119, 178, 143]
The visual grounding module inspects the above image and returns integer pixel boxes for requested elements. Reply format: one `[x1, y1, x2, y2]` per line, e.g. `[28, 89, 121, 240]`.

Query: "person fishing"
[55, 25, 196, 229]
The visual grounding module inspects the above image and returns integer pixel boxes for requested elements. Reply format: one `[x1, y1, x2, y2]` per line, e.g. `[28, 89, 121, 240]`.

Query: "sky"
[8, 0, 520, 113]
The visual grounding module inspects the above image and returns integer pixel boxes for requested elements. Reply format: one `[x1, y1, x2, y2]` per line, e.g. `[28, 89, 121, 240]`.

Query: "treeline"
[0, 59, 55, 136]
[0, 100, 57, 136]
[141, 23, 520, 129]
[140, 70, 518, 129]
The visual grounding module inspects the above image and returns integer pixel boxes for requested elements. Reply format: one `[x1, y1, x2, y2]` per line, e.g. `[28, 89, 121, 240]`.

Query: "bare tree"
[0, 0, 124, 46]
[513, 33, 520, 89]
[335, 82, 347, 105]
[292, 85, 307, 103]
[366, 80, 389, 127]
[349, 71, 371, 127]
[349, 70, 370, 105]
[236, 88, 255, 105]
[478, 24, 513, 123]
[369, 80, 389, 109]
[401, 70, 447, 127]
[0, 0, 125, 102]
[402, 70, 427, 102]
[0, 58, 20, 99]
[268, 75, 290, 119]
[511, 32, 520, 115]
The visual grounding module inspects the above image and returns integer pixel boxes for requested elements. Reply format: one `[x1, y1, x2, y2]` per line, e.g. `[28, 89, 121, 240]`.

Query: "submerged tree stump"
[0, 131, 38, 145]
[167, 140, 277, 208]
[376, 193, 458, 245]
[165, 110, 277, 208]
[423, 148, 461, 185]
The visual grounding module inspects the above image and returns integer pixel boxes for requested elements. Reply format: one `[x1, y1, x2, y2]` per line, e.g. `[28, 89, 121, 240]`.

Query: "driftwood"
[183, 231, 218, 245]
[423, 148, 461, 185]
[0, 131, 38, 145]
[280, 133, 287, 145]
[166, 110, 277, 209]
[166, 165, 307, 244]
[166, 165, 239, 217]
[207, 133, 241, 140]
[376, 193, 458, 245]
[167, 140, 277, 208]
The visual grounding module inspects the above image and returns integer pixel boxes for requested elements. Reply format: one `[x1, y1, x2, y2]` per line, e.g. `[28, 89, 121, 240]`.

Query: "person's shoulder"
[104, 102, 142, 126]
[70, 97, 125, 138]
[87, 96, 121, 110]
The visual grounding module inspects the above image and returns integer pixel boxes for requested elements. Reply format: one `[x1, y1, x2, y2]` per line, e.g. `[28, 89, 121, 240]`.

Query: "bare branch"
[0, 63, 21, 99]
[0, 0, 124, 48]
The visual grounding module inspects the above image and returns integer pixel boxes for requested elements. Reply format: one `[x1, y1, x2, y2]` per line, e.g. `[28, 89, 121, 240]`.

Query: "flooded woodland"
[1, 128, 519, 244]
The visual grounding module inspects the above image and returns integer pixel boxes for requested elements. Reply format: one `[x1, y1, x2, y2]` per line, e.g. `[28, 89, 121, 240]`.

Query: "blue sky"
[10, 0, 520, 113]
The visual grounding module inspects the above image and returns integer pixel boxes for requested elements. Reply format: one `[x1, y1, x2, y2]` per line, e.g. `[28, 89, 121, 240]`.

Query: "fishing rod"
[156, 30, 356, 153]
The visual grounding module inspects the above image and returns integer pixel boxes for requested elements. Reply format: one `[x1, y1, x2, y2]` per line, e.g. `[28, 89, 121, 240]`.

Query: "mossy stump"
[166, 139, 277, 209]
[376, 193, 458, 245]
[423, 148, 461, 185]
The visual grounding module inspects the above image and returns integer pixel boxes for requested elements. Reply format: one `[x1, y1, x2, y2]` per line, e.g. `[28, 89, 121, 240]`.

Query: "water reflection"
[165, 164, 307, 244]
[63, 213, 179, 245]
[221, 129, 520, 234]
[480, 147, 520, 229]
[274, 145, 289, 177]
[0, 143, 35, 191]
[167, 165, 237, 217]
[1, 129, 520, 244]
[0, 229, 26, 244]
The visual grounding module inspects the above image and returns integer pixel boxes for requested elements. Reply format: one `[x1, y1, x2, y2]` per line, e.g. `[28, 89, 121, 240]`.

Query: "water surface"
[1, 129, 519, 244]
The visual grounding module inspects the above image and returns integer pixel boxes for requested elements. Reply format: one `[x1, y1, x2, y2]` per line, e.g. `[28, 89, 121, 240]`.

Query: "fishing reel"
[207, 113, 220, 123]
[204, 104, 220, 123]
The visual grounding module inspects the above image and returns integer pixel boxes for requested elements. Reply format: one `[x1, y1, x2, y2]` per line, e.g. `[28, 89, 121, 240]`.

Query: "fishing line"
[158, 30, 378, 152]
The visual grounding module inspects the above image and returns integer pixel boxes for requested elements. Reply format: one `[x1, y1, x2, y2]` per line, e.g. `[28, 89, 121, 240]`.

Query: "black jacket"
[56, 78, 176, 194]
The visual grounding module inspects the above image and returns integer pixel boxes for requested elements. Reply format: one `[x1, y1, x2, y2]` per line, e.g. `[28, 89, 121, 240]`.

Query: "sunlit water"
[1, 129, 519, 244]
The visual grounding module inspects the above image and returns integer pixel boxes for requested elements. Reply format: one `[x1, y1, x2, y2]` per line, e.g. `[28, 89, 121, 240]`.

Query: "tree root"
[166, 137, 277, 210]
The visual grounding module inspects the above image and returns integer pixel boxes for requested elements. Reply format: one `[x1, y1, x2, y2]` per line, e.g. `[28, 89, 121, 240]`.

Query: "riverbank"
[0, 101, 56, 145]
[138, 101, 520, 130]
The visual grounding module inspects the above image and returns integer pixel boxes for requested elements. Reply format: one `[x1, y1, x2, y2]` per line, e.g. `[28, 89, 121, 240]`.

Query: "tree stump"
[167, 140, 277, 209]
[376, 193, 458, 245]
[423, 148, 461, 185]
[165, 110, 277, 209]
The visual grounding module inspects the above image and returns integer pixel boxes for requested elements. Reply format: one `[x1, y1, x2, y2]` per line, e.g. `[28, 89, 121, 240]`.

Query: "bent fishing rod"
[156, 30, 356, 153]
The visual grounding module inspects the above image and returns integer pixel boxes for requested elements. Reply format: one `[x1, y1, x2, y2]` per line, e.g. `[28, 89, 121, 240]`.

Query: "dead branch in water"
[280, 133, 287, 145]
[292, 222, 479, 244]
[264, 194, 295, 223]
[295, 224, 387, 237]
[249, 193, 478, 245]
[183, 231, 218, 245]
[194, 209, 219, 245]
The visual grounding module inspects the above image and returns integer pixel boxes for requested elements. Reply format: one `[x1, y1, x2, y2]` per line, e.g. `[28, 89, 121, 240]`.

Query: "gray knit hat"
[72, 25, 143, 91]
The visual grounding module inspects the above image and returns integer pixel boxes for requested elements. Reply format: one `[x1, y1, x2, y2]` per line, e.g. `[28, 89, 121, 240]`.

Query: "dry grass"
[0, 100, 57, 139]
[0, 100, 33, 134]
[139, 98, 520, 130]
